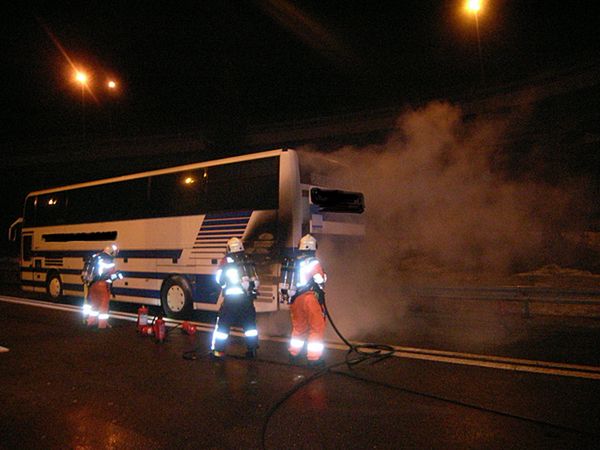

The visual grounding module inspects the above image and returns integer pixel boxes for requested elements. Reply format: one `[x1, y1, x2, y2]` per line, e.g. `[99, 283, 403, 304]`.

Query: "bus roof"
[26, 148, 291, 197]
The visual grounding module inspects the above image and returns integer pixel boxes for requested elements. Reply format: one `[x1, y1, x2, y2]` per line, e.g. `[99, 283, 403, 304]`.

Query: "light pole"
[465, 0, 485, 86]
[74, 70, 89, 138]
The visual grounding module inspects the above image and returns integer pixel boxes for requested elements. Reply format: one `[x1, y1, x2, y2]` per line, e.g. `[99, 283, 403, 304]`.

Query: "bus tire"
[161, 275, 193, 319]
[46, 272, 63, 301]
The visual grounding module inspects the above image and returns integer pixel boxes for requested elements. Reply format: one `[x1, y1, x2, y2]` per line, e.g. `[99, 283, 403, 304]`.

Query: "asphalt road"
[1, 291, 599, 449]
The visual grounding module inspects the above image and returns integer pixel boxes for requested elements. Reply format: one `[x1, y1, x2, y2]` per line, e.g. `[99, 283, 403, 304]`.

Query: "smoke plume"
[298, 101, 592, 342]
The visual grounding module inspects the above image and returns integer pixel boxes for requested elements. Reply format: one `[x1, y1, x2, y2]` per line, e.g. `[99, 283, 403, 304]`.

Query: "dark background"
[2, 1, 598, 140]
[1, 0, 599, 258]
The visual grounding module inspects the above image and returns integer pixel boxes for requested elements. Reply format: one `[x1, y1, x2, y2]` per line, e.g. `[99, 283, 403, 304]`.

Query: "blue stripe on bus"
[21, 267, 81, 275]
[30, 249, 183, 259]
[64, 283, 164, 302]
[31, 250, 93, 258]
[21, 280, 45, 288]
[21, 267, 220, 282]
[200, 218, 250, 226]
[197, 230, 247, 236]
[195, 237, 237, 241]
[119, 249, 183, 259]
[111, 287, 161, 299]
[205, 211, 252, 219]
[198, 224, 248, 231]
[119, 271, 169, 279]
[64, 283, 84, 292]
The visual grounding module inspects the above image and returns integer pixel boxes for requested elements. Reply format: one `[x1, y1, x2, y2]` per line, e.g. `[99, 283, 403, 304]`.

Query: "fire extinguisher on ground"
[137, 305, 149, 332]
[153, 316, 166, 343]
[140, 324, 154, 336]
[181, 321, 197, 336]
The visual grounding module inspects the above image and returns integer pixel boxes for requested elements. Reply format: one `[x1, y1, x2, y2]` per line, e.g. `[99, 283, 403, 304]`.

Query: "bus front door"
[20, 233, 35, 292]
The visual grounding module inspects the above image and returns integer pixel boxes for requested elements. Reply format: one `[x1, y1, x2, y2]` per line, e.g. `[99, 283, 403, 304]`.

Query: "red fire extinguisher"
[137, 305, 149, 332]
[181, 321, 197, 336]
[140, 324, 153, 336]
[153, 316, 166, 343]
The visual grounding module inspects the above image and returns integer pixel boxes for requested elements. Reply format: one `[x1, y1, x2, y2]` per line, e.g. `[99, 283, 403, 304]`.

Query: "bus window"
[205, 157, 279, 212]
[37, 192, 67, 226]
[150, 169, 207, 217]
[66, 178, 149, 224]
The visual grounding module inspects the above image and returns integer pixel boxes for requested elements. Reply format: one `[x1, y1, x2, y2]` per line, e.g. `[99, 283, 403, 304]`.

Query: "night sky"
[1, 1, 599, 255]
[2, 0, 598, 141]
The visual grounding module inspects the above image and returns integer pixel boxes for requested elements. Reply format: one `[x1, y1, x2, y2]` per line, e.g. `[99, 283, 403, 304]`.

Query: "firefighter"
[211, 237, 260, 359]
[286, 234, 327, 367]
[84, 243, 122, 329]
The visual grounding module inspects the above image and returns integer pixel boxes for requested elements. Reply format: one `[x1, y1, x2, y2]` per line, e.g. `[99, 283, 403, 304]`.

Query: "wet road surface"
[1, 295, 599, 449]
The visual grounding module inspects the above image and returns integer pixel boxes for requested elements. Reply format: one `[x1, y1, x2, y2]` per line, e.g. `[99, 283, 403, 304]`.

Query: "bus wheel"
[161, 276, 192, 319]
[46, 273, 63, 301]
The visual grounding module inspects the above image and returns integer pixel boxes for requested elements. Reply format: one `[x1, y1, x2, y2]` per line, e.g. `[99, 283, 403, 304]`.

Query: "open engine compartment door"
[305, 187, 365, 236]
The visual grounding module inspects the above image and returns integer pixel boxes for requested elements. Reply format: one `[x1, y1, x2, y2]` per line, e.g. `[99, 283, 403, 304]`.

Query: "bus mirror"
[310, 188, 365, 214]
[8, 217, 23, 242]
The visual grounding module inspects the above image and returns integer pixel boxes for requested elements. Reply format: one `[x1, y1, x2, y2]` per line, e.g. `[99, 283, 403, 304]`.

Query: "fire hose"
[175, 296, 597, 449]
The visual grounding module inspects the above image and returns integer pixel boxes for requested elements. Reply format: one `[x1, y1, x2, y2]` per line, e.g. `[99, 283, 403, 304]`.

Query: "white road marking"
[2, 294, 600, 379]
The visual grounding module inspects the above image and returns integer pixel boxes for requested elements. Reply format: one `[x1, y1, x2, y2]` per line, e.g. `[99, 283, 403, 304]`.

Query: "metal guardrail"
[407, 285, 600, 319]
[409, 285, 600, 304]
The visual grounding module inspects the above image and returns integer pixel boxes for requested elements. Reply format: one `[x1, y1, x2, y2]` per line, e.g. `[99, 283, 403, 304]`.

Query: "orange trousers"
[289, 291, 326, 361]
[87, 281, 110, 329]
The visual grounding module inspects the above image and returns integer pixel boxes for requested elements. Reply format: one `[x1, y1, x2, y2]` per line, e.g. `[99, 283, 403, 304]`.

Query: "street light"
[105, 79, 120, 140]
[75, 71, 88, 85]
[74, 69, 89, 138]
[465, 0, 485, 86]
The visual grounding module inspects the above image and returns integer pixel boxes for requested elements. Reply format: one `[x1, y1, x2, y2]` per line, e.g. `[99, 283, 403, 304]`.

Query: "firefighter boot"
[307, 359, 326, 369]
[210, 350, 225, 360]
[288, 353, 303, 365]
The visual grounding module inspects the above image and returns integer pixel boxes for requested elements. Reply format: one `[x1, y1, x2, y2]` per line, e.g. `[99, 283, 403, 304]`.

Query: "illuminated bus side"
[14, 148, 365, 318]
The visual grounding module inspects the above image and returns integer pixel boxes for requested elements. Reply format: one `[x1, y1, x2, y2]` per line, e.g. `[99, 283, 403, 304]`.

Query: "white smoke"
[298, 101, 589, 341]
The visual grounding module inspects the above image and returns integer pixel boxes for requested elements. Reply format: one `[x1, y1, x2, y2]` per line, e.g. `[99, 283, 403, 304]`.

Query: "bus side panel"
[188, 210, 280, 312]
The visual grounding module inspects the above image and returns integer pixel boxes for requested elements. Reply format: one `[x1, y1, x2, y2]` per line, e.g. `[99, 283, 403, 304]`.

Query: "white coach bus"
[9, 148, 364, 318]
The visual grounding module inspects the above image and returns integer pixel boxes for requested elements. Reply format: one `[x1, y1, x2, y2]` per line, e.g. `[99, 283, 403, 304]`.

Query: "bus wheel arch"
[46, 271, 63, 301]
[160, 275, 193, 319]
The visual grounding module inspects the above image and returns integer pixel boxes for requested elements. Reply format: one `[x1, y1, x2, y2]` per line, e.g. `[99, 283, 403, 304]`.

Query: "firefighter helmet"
[103, 243, 119, 257]
[227, 237, 244, 253]
[298, 234, 317, 251]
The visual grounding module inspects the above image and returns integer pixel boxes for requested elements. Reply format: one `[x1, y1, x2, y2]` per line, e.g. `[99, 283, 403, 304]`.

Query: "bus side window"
[37, 193, 67, 226]
[65, 178, 149, 224]
[204, 158, 279, 212]
[150, 169, 207, 217]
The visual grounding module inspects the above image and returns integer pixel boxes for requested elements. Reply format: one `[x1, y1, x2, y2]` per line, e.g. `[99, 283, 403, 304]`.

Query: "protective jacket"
[291, 255, 326, 303]
[211, 252, 260, 354]
[85, 251, 121, 329]
[288, 254, 327, 361]
[215, 253, 259, 298]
